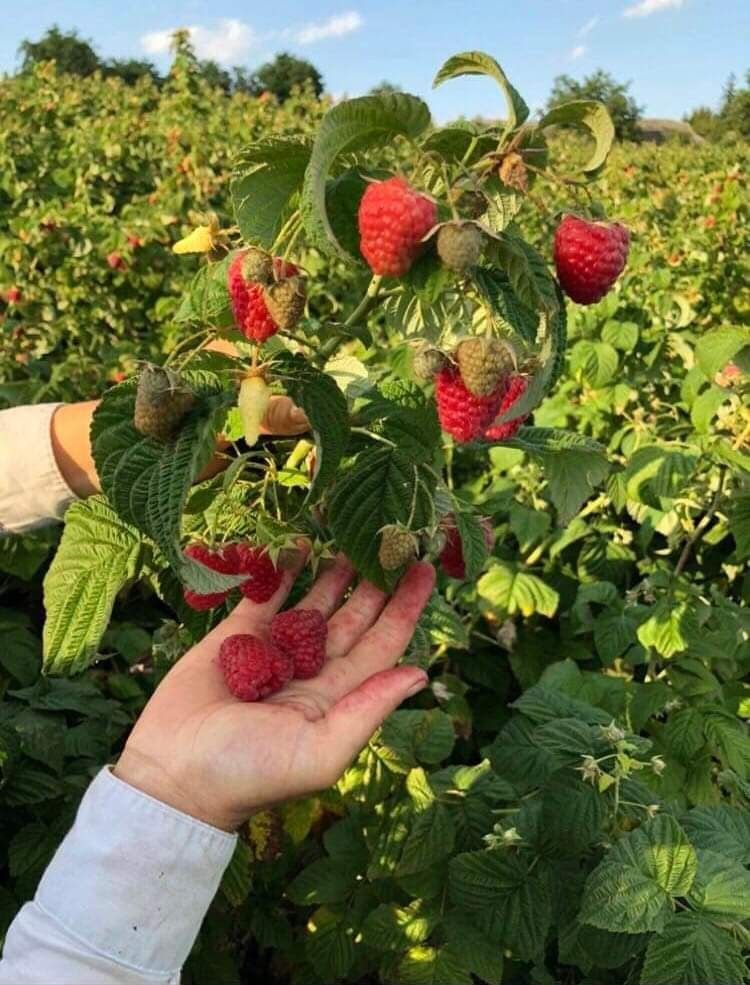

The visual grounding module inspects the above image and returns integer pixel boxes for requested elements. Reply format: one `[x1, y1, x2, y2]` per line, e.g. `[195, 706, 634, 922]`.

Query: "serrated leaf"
[305, 910, 356, 981]
[362, 901, 438, 952]
[478, 562, 559, 618]
[397, 802, 455, 876]
[682, 805, 750, 864]
[691, 385, 730, 433]
[623, 445, 698, 508]
[640, 910, 748, 985]
[287, 858, 358, 905]
[220, 841, 252, 907]
[538, 100, 615, 175]
[377, 709, 456, 773]
[453, 510, 491, 579]
[42, 497, 142, 674]
[397, 944, 473, 985]
[488, 715, 563, 792]
[728, 493, 750, 559]
[663, 707, 706, 761]
[433, 51, 529, 128]
[569, 339, 619, 388]
[637, 600, 698, 658]
[231, 137, 311, 248]
[470, 267, 538, 343]
[541, 768, 605, 854]
[694, 325, 750, 379]
[580, 815, 697, 933]
[688, 848, 750, 918]
[443, 912, 504, 985]
[490, 234, 558, 315]
[174, 255, 233, 327]
[420, 125, 496, 164]
[301, 94, 431, 257]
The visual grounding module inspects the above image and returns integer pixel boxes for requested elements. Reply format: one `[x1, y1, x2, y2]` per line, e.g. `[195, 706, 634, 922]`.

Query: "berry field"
[1, 42, 750, 985]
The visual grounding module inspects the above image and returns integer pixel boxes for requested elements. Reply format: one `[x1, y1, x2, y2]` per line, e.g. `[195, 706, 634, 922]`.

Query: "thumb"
[320, 667, 429, 771]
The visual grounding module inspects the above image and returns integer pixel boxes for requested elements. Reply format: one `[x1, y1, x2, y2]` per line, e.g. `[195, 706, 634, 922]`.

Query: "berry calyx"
[358, 177, 437, 277]
[553, 214, 630, 305]
[270, 608, 328, 680]
[439, 516, 495, 580]
[436, 221, 484, 272]
[483, 375, 529, 442]
[455, 337, 516, 397]
[134, 365, 195, 442]
[219, 634, 293, 701]
[435, 366, 504, 443]
[378, 525, 417, 571]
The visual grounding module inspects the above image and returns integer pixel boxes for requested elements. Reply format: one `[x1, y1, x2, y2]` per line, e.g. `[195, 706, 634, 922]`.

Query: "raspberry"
[439, 516, 495, 580]
[378, 525, 417, 571]
[554, 214, 630, 305]
[484, 375, 529, 442]
[235, 545, 283, 603]
[270, 609, 327, 680]
[358, 177, 437, 277]
[182, 542, 239, 611]
[263, 275, 306, 331]
[436, 221, 484, 272]
[228, 253, 298, 342]
[412, 345, 448, 381]
[6, 287, 21, 304]
[456, 337, 515, 397]
[219, 634, 293, 701]
[435, 366, 503, 443]
[134, 365, 195, 442]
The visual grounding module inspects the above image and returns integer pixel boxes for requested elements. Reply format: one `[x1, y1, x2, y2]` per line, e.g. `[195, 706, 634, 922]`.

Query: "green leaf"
[682, 805, 750, 864]
[432, 51, 529, 128]
[2, 767, 63, 805]
[637, 600, 698, 658]
[174, 255, 233, 328]
[397, 802, 455, 876]
[640, 910, 748, 985]
[541, 768, 604, 854]
[478, 562, 559, 618]
[704, 711, 750, 777]
[488, 716, 563, 792]
[42, 497, 142, 674]
[91, 383, 239, 593]
[443, 912, 504, 985]
[420, 125, 496, 165]
[377, 709, 456, 773]
[304, 909, 356, 981]
[301, 94, 431, 257]
[580, 815, 697, 933]
[231, 136, 311, 248]
[663, 707, 706, 761]
[362, 900, 438, 952]
[0, 621, 41, 685]
[569, 339, 619, 388]
[0, 532, 54, 580]
[728, 493, 750, 559]
[220, 841, 252, 907]
[689, 849, 750, 918]
[328, 448, 436, 588]
[453, 510, 491, 579]
[694, 325, 750, 379]
[623, 445, 698, 507]
[691, 385, 730, 433]
[538, 100, 615, 175]
[470, 267, 538, 343]
[287, 858, 358, 905]
[397, 944, 473, 985]
[490, 234, 558, 315]
[273, 352, 349, 497]
[8, 822, 57, 877]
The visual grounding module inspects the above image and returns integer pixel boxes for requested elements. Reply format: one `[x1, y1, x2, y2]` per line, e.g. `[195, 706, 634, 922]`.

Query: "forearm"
[0, 768, 236, 985]
[50, 400, 101, 497]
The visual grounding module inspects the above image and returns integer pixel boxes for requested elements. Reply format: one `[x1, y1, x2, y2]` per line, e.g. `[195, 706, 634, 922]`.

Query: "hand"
[114, 555, 435, 831]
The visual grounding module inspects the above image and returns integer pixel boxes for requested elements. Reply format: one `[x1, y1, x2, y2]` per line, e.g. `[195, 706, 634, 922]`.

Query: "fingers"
[317, 667, 429, 778]
[294, 554, 356, 618]
[326, 579, 388, 659]
[261, 396, 309, 436]
[310, 562, 435, 703]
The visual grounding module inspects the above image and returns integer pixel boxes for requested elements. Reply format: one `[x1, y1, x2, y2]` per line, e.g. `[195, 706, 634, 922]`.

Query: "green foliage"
[252, 52, 324, 102]
[547, 69, 643, 141]
[2, 40, 749, 985]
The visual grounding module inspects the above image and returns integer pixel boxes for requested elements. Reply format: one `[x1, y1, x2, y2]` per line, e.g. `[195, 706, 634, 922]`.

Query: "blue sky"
[1, 1, 748, 120]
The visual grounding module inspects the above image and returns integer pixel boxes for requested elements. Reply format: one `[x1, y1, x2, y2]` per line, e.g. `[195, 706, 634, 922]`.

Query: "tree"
[251, 53, 323, 102]
[686, 106, 720, 139]
[369, 81, 403, 96]
[104, 59, 161, 87]
[547, 70, 643, 141]
[197, 60, 233, 94]
[720, 70, 750, 138]
[19, 25, 101, 77]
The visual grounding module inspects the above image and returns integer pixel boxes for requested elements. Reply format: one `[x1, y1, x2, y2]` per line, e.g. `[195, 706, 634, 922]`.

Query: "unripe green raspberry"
[134, 365, 194, 441]
[378, 525, 417, 571]
[456, 337, 516, 397]
[437, 221, 484, 272]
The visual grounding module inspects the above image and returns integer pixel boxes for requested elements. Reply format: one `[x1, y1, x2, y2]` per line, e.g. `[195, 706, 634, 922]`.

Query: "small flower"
[432, 681, 453, 702]
[646, 803, 660, 818]
[600, 721, 627, 744]
[501, 826, 523, 845]
[650, 755, 666, 776]
[577, 755, 603, 785]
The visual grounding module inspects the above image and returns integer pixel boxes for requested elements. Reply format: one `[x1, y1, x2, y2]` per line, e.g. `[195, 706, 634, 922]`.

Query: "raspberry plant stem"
[316, 275, 383, 363]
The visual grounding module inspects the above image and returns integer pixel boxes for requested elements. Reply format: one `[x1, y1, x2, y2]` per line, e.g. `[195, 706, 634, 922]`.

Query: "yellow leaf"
[172, 225, 215, 254]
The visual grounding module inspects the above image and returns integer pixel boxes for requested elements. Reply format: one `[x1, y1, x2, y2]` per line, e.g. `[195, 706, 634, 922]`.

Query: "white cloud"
[622, 0, 684, 19]
[293, 11, 363, 45]
[578, 16, 599, 37]
[569, 45, 587, 60]
[141, 18, 257, 65]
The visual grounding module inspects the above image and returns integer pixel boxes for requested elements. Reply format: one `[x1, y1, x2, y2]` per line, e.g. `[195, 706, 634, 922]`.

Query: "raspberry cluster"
[182, 542, 282, 611]
[228, 252, 300, 342]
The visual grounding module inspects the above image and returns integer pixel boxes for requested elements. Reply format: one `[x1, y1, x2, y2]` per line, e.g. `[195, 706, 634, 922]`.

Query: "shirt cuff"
[0, 402, 77, 534]
[36, 767, 237, 977]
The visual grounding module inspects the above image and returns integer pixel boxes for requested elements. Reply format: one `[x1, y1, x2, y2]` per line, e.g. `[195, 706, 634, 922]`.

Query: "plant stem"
[317, 275, 383, 363]
[674, 466, 726, 576]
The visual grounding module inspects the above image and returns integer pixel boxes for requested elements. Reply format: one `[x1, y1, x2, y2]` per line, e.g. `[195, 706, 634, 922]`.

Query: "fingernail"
[405, 671, 429, 697]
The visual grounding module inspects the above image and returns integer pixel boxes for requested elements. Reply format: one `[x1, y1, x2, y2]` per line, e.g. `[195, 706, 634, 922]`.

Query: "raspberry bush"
[1, 42, 750, 985]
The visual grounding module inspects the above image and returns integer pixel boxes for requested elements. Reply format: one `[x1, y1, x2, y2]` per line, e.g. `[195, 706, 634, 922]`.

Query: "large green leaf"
[688, 849, 750, 918]
[694, 325, 750, 379]
[397, 944, 473, 985]
[580, 815, 697, 933]
[478, 562, 559, 618]
[681, 805, 750, 864]
[301, 94, 431, 258]
[640, 910, 748, 985]
[538, 100, 615, 175]
[91, 383, 240, 593]
[231, 137, 311, 248]
[569, 339, 619, 388]
[174, 255, 233, 327]
[489, 234, 558, 315]
[42, 497, 142, 674]
[362, 901, 438, 952]
[432, 51, 529, 128]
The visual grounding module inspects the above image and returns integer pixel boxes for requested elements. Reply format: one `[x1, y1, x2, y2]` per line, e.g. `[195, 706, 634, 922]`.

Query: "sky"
[0, 0, 747, 121]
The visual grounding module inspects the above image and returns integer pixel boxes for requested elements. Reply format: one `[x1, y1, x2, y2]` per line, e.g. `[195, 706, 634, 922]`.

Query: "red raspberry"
[553, 215, 630, 305]
[435, 366, 503, 443]
[6, 287, 21, 304]
[484, 375, 528, 442]
[218, 634, 293, 701]
[358, 177, 437, 277]
[182, 542, 239, 611]
[270, 609, 328, 680]
[107, 252, 126, 271]
[228, 254, 297, 342]
[235, 545, 283, 604]
[439, 517, 495, 580]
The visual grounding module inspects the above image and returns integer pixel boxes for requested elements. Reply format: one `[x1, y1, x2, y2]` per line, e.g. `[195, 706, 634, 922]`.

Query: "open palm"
[115, 554, 435, 830]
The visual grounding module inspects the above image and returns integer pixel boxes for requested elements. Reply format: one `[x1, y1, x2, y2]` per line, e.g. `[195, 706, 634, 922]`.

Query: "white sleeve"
[0, 768, 237, 985]
[0, 403, 77, 535]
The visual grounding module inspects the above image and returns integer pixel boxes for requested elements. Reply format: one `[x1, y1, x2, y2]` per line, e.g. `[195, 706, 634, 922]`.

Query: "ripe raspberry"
[228, 253, 298, 342]
[219, 634, 293, 701]
[182, 542, 239, 611]
[436, 221, 484, 273]
[134, 365, 195, 442]
[107, 252, 125, 271]
[263, 275, 306, 331]
[554, 215, 630, 305]
[439, 516, 495, 579]
[358, 177, 437, 277]
[412, 345, 449, 381]
[378, 525, 417, 571]
[235, 545, 283, 603]
[435, 366, 503, 443]
[6, 287, 21, 304]
[270, 608, 328, 680]
[484, 375, 529, 442]
[456, 337, 516, 397]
